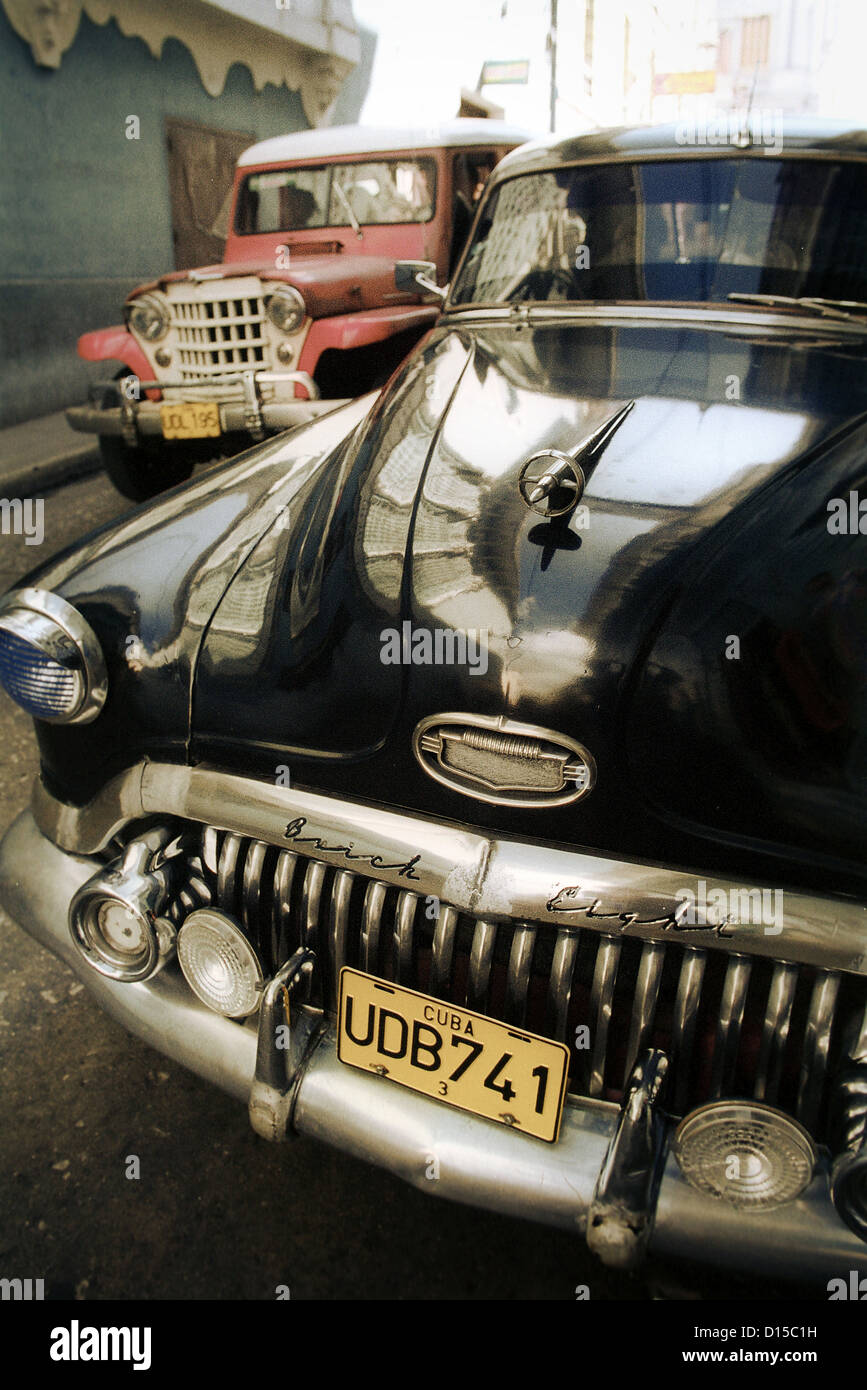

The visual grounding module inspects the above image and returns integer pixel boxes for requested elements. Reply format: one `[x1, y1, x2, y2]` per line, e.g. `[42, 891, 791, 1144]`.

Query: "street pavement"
[0, 410, 101, 498]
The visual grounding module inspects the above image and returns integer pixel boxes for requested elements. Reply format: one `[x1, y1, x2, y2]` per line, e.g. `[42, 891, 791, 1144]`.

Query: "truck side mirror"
[394, 260, 446, 300]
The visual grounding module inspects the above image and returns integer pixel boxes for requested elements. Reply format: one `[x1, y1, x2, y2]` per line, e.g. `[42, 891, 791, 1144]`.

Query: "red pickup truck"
[67, 120, 532, 499]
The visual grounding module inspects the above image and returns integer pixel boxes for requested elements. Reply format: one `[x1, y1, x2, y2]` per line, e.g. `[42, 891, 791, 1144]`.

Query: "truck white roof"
[237, 120, 536, 168]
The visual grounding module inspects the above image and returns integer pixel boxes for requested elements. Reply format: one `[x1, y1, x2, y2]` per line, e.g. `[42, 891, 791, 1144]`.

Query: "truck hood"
[130, 254, 422, 319]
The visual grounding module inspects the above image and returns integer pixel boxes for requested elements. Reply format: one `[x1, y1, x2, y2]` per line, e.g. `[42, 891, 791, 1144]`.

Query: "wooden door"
[165, 118, 254, 269]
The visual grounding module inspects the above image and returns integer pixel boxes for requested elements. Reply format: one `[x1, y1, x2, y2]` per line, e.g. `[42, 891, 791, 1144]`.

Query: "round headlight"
[126, 293, 170, 342]
[673, 1101, 816, 1210]
[0, 589, 107, 723]
[177, 908, 264, 1017]
[266, 286, 305, 334]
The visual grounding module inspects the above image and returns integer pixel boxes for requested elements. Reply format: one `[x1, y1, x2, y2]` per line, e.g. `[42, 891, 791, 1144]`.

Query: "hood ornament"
[518, 400, 635, 518]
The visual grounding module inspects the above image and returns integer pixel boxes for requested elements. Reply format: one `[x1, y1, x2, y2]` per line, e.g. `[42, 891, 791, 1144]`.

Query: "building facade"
[0, 0, 373, 427]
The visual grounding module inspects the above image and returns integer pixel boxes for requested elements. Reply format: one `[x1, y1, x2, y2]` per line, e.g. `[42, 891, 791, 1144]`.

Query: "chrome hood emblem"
[518, 400, 635, 518]
[413, 713, 596, 808]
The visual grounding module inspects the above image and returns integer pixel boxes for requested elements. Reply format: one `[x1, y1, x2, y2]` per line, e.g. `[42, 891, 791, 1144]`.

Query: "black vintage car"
[0, 121, 866, 1285]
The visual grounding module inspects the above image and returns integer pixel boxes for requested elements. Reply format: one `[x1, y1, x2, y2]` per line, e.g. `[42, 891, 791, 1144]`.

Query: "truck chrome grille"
[187, 826, 864, 1141]
[167, 284, 269, 386]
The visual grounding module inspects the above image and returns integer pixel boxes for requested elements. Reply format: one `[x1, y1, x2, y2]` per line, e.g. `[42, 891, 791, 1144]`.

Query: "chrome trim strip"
[798, 972, 842, 1131]
[443, 302, 867, 338]
[670, 949, 706, 1114]
[710, 955, 752, 1098]
[755, 962, 799, 1105]
[31, 764, 867, 975]
[588, 935, 622, 1098]
[4, 809, 866, 1281]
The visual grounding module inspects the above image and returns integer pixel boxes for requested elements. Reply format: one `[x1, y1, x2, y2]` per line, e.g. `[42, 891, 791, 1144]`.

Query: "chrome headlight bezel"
[265, 285, 306, 335]
[0, 588, 108, 724]
[125, 292, 170, 343]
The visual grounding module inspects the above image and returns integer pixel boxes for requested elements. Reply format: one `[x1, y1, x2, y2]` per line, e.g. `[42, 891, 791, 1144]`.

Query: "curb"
[0, 444, 102, 499]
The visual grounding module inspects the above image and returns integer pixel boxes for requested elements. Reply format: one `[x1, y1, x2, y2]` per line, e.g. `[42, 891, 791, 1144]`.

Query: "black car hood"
[190, 313, 867, 881]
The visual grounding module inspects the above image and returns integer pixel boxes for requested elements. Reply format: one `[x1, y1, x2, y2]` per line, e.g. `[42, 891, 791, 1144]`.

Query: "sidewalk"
[0, 410, 101, 497]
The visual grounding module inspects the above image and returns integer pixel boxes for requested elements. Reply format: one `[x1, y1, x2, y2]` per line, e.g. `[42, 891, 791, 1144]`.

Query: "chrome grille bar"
[587, 935, 621, 1098]
[241, 840, 267, 943]
[217, 831, 243, 910]
[272, 850, 298, 967]
[670, 948, 706, 1115]
[798, 971, 841, 1131]
[300, 859, 327, 955]
[393, 890, 417, 986]
[430, 904, 459, 997]
[623, 941, 665, 1085]
[755, 961, 799, 1105]
[329, 870, 354, 1002]
[360, 879, 387, 976]
[467, 919, 497, 1011]
[710, 955, 752, 1098]
[547, 930, 579, 1041]
[505, 924, 536, 1025]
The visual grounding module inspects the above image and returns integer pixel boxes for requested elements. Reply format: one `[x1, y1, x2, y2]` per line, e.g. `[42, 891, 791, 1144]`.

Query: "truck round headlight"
[673, 1101, 815, 1210]
[177, 908, 264, 1017]
[0, 589, 107, 723]
[126, 293, 170, 342]
[266, 286, 305, 334]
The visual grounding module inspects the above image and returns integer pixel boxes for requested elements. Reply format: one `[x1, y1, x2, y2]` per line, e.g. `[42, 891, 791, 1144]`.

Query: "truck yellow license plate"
[160, 401, 221, 439]
[338, 968, 570, 1142]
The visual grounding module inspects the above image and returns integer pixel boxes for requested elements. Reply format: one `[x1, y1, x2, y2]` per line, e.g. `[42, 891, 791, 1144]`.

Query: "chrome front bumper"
[2, 809, 866, 1283]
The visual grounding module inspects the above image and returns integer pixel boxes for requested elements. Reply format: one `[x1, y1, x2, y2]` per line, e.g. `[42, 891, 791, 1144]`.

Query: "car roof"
[237, 120, 537, 168]
[486, 118, 867, 184]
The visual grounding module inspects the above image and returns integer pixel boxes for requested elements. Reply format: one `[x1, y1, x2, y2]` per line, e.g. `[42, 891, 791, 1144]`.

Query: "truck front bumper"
[66, 399, 347, 441]
[2, 809, 865, 1283]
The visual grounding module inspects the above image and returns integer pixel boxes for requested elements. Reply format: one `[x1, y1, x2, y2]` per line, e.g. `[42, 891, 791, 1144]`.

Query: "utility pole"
[549, 0, 558, 133]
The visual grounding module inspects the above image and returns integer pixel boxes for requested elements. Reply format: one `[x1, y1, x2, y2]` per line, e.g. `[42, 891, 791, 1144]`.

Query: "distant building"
[0, 0, 374, 427]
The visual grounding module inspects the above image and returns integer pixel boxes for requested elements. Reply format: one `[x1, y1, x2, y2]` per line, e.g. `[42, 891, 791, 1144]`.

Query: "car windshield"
[235, 158, 437, 233]
[450, 157, 867, 307]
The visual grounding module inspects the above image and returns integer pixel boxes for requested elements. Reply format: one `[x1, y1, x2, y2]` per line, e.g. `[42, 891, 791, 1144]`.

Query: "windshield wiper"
[332, 181, 363, 240]
[727, 293, 867, 323]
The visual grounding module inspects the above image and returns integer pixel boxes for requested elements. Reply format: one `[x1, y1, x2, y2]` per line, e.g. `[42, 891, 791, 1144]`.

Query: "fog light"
[673, 1101, 815, 1210]
[69, 828, 176, 982]
[177, 908, 264, 1017]
[276, 342, 294, 364]
[155, 348, 172, 367]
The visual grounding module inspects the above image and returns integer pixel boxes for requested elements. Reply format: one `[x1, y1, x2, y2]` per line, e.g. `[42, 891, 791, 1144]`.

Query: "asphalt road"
[0, 469, 814, 1302]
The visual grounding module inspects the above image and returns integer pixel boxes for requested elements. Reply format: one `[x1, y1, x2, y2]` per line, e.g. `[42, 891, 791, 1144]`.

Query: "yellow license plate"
[338, 968, 569, 1143]
[160, 401, 221, 439]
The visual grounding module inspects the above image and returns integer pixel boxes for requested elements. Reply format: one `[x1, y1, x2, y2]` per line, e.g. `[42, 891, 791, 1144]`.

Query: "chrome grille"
[170, 292, 269, 382]
[191, 826, 864, 1141]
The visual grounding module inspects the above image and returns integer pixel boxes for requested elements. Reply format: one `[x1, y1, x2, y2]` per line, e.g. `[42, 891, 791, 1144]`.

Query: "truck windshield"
[235, 158, 437, 233]
[450, 158, 867, 307]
